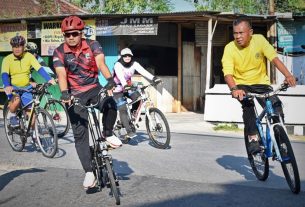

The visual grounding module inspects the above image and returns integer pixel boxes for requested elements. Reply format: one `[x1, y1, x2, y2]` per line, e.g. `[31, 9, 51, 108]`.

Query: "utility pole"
[269, 0, 277, 84]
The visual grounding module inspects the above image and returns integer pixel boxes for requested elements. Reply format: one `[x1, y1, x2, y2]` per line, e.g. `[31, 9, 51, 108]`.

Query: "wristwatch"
[230, 86, 239, 92]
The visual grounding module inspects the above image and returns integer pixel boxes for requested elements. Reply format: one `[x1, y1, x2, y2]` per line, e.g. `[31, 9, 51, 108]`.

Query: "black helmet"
[10, 35, 26, 47]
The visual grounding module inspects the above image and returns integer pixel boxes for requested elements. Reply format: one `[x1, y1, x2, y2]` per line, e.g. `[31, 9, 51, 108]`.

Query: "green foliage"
[213, 123, 242, 132]
[188, 0, 305, 14]
[70, 0, 173, 13]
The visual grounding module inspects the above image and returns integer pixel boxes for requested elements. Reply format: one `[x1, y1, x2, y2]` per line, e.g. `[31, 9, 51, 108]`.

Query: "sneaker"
[105, 135, 122, 148]
[83, 172, 97, 189]
[126, 131, 136, 139]
[9, 116, 20, 128]
[248, 140, 262, 154]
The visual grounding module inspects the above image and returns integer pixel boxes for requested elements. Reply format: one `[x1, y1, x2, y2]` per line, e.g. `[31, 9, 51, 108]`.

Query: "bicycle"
[3, 83, 58, 158]
[244, 82, 300, 194]
[72, 89, 120, 205]
[40, 82, 70, 138]
[113, 82, 171, 149]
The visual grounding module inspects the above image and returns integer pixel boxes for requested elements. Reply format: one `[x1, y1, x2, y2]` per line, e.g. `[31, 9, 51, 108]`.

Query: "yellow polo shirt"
[222, 34, 278, 85]
[1, 52, 41, 87]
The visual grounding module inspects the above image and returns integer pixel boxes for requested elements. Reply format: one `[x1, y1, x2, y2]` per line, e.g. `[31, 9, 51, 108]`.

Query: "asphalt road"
[0, 117, 305, 207]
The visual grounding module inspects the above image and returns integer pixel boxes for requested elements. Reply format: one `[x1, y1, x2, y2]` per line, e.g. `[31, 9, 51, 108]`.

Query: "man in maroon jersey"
[53, 16, 122, 189]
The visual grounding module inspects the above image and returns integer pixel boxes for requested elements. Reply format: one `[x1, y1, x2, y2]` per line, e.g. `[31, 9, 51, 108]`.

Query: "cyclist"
[1, 35, 55, 129]
[25, 42, 55, 77]
[52, 15, 122, 189]
[221, 18, 296, 154]
[113, 48, 161, 139]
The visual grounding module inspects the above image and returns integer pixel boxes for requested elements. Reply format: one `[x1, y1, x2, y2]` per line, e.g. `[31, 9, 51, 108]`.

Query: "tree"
[188, 0, 305, 14]
[70, 0, 173, 13]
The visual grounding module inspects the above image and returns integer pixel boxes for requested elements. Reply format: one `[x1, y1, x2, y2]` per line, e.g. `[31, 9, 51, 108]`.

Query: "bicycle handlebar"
[73, 88, 108, 109]
[246, 79, 297, 99]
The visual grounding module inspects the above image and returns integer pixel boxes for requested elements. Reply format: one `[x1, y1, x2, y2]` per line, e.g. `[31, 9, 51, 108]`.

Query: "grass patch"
[213, 123, 242, 132]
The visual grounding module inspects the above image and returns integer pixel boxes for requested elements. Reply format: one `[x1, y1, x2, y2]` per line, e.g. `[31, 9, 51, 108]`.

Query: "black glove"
[61, 90, 71, 102]
[104, 77, 116, 90]
[152, 76, 162, 85]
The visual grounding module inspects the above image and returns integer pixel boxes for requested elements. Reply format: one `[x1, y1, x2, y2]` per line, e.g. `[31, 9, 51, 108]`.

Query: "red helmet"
[61, 16, 85, 32]
[10, 35, 26, 47]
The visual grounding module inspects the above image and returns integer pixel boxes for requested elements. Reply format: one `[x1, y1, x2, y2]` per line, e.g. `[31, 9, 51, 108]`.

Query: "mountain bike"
[244, 82, 300, 194]
[41, 82, 70, 138]
[3, 83, 58, 158]
[72, 89, 120, 205]
[113, 82, 170, 149]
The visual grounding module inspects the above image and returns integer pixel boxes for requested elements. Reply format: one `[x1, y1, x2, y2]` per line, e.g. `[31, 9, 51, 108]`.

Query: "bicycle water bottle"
[266, 100, 274, 114]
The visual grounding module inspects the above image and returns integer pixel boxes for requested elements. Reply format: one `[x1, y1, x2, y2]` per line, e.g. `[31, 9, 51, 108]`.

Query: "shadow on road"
[0, 168, 45, 192]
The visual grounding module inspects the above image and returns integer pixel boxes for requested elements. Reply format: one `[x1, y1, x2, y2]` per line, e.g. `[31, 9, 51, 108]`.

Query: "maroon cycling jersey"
[53, 39, 103, 95]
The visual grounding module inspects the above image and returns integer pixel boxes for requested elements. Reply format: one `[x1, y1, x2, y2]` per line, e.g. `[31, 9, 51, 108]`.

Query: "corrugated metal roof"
[0, 10, 276, 23]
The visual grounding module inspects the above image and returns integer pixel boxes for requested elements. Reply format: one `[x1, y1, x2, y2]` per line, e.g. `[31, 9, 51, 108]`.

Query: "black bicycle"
[3, 83, 58, 158]
[244, 82, 300, 194]
[72, 89, 120, 205]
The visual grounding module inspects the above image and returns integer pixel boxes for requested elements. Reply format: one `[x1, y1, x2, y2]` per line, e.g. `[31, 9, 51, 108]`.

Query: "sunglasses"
[64, 31, 81, 38]
[122, 54, 132, 58]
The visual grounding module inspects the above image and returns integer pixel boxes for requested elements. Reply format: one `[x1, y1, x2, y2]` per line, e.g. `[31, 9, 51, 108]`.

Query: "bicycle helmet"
[10, 35, 26, 47]
[25, 42, 38, 54]
[61, 16, 85, 32]
[120, 48, 133, 56]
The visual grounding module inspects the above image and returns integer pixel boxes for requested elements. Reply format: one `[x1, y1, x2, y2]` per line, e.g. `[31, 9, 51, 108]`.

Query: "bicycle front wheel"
[105, 158, 120, 205]
[274, 125, 300, 194]
[44, 100, 70, 138]
[3, 102, 26, 152]
[35, 108, 58, 158]
[145, 108, 170, 149]
[244, 131, 269, 181]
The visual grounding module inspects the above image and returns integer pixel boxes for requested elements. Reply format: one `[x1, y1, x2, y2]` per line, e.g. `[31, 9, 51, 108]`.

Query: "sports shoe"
[105, 135, 122, 148]
[9, 116, 20, 128]
[83, 172, 97, 189]
[248, 140, 262, 154]
[126, 131, 136, 139]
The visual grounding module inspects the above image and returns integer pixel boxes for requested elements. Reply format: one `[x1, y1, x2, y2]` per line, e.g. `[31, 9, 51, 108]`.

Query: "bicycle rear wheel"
[274, 125, 300, 194]
[44, 99, 70, 138]
[244, 131, 269, 181]
[105, 158, 120, 205]
[3, 102, 26, 152]
[145, 108, 170, 149]
[35, 108, 58, 158]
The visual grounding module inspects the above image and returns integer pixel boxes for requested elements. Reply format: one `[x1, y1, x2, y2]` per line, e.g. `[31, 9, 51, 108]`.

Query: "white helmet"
[26, 42, 38, 54]
[120, 48, 133, 56]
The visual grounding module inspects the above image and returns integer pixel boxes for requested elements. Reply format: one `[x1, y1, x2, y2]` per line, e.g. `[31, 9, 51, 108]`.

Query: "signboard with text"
[0, 23, 27, 51]
[96, 17, 158, 36]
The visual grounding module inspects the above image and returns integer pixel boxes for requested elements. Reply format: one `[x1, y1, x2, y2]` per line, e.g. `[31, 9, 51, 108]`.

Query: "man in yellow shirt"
[222, 18, 296, 154]
[1, 35, 55, 127]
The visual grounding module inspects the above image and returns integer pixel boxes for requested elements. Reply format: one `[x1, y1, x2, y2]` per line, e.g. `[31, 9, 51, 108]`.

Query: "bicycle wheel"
[44, 99, 70, 138]
[244, 131, 269, 181]
[90, 147, 102, 190]
[145, 108, 170, 149]
[274, 125, 300, 194]
[35, 108, 58, 158]
[105, 158, 120, 205]
[3, 102, 26, 152]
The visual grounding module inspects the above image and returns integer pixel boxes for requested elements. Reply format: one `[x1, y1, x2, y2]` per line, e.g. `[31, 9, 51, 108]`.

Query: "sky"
[171, 0, 196, 12]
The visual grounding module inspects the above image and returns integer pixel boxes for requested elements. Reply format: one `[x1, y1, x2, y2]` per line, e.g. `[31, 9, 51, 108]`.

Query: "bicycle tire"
[145, 108, 170, 149]
[274, 125, 300, 194]
[44, 100, 70, 138]
[105, 158, 120, 205]
[244, 131, 269, 181]
[3, 102, 26, 152]
[90, 147, 103, 190]
[35, 108, 58, 158]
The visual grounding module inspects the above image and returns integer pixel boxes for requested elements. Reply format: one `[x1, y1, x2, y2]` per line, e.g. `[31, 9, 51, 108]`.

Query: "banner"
[0, 23, 27, 51]
[277, 20, 305, 54]
[96, 17, 158, 36]
[41, 19, 96, 56]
